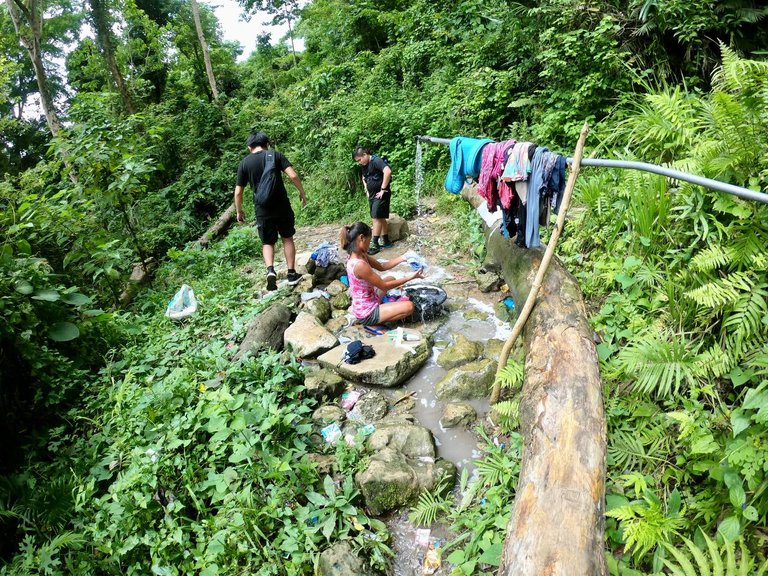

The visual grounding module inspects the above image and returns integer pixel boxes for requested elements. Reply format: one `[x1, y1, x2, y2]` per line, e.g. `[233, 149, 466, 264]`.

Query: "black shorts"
[256, 211, 295, 245]
[369, 192, 391, 219]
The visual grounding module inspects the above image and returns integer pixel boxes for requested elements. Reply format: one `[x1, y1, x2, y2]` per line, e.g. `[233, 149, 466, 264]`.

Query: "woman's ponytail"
[340, 221, 372, 253]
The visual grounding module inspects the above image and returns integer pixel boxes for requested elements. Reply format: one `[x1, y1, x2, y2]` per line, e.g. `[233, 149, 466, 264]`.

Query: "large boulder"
[304, 296, 332, 324]
[312, 405, 346, 424]
[303, 368, 345, 401]
[366, 421, 435, 458]
[313, 263, 346, 287]
[436, 334, 482, 370]
[330, 291, 351, 310]
[284, 312, 338, 358]
[318, 541, 373, 576]
[233, 303, 292, 360]
[435, 358, 497, 400]
[317, 334, 430, 387]
[356, 447, 455, 515]
[350, 391, 388, 423]
[441, 402, 477, 429]
[387, 213, 410, 242]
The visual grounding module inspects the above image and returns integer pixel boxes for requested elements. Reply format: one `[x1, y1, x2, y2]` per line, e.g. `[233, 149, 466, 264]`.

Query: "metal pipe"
[414, 135, 768, 204]
[575, 158, 768, 204]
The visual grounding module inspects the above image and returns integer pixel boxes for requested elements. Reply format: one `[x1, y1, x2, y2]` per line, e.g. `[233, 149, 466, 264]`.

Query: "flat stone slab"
[317, 334, 431, 387]
[284, 312, 338, 358]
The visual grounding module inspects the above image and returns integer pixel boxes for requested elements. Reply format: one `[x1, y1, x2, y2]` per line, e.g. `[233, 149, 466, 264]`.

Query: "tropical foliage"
[1, 0, 768, 573]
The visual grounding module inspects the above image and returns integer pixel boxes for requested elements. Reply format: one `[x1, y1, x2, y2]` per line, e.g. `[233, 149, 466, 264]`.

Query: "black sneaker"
[367, 245, 380, 255]
[266, 271, 277, 291]
[286, 271, 302, 285]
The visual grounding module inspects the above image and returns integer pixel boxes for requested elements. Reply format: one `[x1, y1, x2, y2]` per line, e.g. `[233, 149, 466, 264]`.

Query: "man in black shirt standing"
[353, 146, 392, 255]
[235, 132, 307, 291]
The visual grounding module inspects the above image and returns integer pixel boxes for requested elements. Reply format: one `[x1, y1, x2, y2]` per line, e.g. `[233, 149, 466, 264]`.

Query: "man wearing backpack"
[235, 132, 307, 291]
[353, 146, 393, 255]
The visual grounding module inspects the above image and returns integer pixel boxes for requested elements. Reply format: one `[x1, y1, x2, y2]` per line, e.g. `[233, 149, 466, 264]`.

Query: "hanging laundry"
[477, 139, 515, 212]
[500, 141, 534, 183]
[524, 147, 548, 248]
[444, 136, 494, 194]
[550, 155, 567, 214]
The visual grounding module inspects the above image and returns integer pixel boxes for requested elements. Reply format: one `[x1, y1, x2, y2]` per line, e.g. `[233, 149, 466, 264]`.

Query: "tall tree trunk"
[6, 0, 62, 136]
[286, 16, 297, 67]
[190, 0, 219, 101]
[89, 0, 135, 114]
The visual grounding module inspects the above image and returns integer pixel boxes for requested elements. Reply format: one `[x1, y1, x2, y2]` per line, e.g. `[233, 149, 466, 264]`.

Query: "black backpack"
[341, 340, 376, 365]
[253, 150, 278, 207]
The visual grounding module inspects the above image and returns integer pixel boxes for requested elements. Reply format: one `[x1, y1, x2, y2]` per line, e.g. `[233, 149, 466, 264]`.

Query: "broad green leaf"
[478, 542, 503, 566]
[690, 434, 718, 454]
[730, 408, 752, 437]
[48, 322, 80, 342]
[16, 239, 31, 255]
[729, 367, 753, 387]
[62, 292, 91, 306]
[322, 512, 336, 539]
[32, 289, 60, 302]
[15, 280, 34, 295]
[446, 550, 466, 565]
[742, 505, 759, 522]
[728, 484, 746, 508]
[228, 443, 251, 463]
[717, 516, 740, 542]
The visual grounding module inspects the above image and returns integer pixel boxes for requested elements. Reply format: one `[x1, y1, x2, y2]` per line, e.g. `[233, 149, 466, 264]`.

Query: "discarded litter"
[341, 390, 363, 410]
[388, 326, 421, 343]
[301, 289, 329, 302]
[503, 296, 516, 311]
[165, 284, 197, 320]
[422, 545, 441, 575]
[414, 528, 431, 547]
[359, 424, 376, 437]
[340, 274, 349, 287]
[320, 423, 342, 444]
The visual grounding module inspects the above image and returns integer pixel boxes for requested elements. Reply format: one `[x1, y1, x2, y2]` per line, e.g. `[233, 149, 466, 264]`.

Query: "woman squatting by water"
[340, 221, 424, 325]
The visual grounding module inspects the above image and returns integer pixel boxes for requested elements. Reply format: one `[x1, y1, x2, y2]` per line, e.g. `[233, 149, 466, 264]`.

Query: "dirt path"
[292, 201, 502, 309]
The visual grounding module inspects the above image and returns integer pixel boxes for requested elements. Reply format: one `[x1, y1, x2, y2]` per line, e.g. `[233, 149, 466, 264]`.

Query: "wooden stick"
[393, 390, 416, 405]
[490, 123, 590, 404]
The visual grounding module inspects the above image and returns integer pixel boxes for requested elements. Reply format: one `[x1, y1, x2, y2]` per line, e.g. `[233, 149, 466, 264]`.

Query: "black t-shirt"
[362, 155, 389, 196]
[236, 150, 292, 214]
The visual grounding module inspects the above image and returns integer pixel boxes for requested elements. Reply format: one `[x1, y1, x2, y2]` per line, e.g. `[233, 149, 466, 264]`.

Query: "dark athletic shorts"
[356, 305, 380, 326]
[369, 192, 391, 219]
[256, 211, 295, 245]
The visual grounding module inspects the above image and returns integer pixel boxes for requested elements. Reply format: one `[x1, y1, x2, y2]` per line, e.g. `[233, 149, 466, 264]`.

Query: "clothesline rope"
[415, 135, 768, 204]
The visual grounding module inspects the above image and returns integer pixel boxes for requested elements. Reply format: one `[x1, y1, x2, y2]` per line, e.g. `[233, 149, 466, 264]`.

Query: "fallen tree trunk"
[197, 203, 236, 247]
[461, 186, 607, 576]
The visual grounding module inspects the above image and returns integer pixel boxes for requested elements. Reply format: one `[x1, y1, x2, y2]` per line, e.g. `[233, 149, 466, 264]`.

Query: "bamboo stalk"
[490, 123, 590, 404]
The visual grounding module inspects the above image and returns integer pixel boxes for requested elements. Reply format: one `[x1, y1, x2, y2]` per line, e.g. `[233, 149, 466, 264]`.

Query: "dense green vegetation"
[2, 0, 768, 573]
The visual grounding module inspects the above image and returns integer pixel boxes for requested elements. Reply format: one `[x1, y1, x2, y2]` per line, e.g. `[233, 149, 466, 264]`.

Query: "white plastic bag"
[165, 284, 198, 320]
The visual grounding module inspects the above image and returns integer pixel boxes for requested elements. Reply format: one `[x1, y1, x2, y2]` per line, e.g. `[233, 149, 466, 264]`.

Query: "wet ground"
[293, 205, 512, 576]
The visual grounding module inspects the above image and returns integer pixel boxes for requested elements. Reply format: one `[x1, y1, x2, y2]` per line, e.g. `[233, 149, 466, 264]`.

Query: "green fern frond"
[663, 532, 768, 576]
[712, 43, 768, 97]
[493, 398, 520, 433]
[722, 285, 768, 340]
[408, 479, 453, 527]
[496, 358, 523, 391]
[684, 271, 753, 309]
[690, 245, 732, 272]
[617, 330, 701, 398]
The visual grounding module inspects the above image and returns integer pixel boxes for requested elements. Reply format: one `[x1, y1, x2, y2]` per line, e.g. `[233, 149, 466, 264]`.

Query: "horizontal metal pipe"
[574, 158, 768, 204]
[414, 135, 768, 204]
[415, 135, 451, 146]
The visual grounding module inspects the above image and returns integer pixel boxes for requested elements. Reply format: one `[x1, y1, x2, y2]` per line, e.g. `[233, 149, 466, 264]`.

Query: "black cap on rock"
[246, 132, 270, 148]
